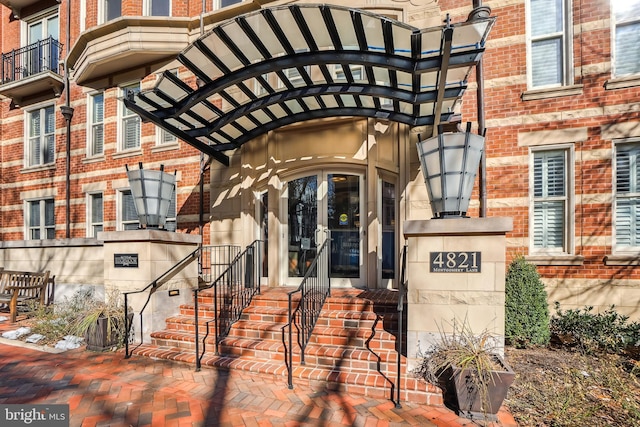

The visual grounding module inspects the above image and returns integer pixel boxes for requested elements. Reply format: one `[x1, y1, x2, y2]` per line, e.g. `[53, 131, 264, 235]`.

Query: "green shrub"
[551, 303, 640, 355]
[505, 256, 550, 348]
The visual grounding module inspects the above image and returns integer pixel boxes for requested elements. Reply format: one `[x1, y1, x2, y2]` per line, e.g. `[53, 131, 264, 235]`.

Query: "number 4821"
[430, 251, 480, 272]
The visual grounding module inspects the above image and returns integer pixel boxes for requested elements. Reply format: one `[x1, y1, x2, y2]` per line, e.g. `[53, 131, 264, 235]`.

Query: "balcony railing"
[1, 37, 62, 83]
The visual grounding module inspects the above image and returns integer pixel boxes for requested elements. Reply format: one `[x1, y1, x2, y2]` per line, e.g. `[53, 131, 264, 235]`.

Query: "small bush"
[25, 289, 105, 345]
[551, 303, 640, 355]
[505, 256, 550, 348]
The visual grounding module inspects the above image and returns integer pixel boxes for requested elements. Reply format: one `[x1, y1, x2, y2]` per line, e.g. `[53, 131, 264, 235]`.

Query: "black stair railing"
[123, 245, 240, 359]
[2, 37, 62, 83]
[396, 242, 409, 408]
[194, 240, 262, 371]
[283, 235, 331, 389]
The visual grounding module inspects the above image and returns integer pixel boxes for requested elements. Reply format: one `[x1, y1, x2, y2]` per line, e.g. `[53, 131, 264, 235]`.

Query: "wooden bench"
[0, 269, 52, 323]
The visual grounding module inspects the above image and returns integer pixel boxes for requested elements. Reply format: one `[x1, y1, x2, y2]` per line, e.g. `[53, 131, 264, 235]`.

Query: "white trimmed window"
[24, 10, 59, 76]
[254, 74, 270, 96]
[120, 190, 139, 230]
[144, 0, 171, 16]
[88, 92, 104, 156]
[333, 64, 364, 82]
[278, 67, 309, 89]
[158, 128, 178, 145]
[214, 0, 243, 10]
[612, 1, 640, 77]
[119, 82, 141, 151]
[157, 70, 178, 145]
[87, 193, 104, 237]
[614, 141, 640, 250]
[79, 0, 86, 32]
[27, 198, 55, 240]
[530, 147, 573, 254]
[26, 105, 56, 167]
[165, 193, 177, 232]
[119, 189, 177, 231]
[99, 0, 121, 24]
[527, 0, 573, 88]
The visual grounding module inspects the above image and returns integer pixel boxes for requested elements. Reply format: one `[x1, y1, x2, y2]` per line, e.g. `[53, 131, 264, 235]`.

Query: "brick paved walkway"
[0, 338, 517, 427]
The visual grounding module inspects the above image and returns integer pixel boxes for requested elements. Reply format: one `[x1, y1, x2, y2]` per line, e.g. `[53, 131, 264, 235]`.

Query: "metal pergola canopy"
[124, 4, 495, 166]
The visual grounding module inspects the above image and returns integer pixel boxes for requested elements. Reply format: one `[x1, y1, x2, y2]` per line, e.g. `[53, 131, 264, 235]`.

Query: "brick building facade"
[0, 0, 638, 318]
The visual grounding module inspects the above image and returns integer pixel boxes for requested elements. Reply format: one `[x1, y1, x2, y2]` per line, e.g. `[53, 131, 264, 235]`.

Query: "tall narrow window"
[612, 1, 640, 77]
[381, 181, 396, 279]
[531, 149, 571, 253]
[120, 83, 141, 151]
[88, 92, 104, 156]
[157, 71, 178, 145]
[27, 105, 55, 167]
[165, 193, 177, 232]
[120, 190, 139, 230]
[26, 12, 59, 75]
[27, 199, 55, 240]
[215, 0, 242, 9]
[528, 0, 572, 88]
[88, 193, 104, 237]
[103, 0, 122, 23]
[615, 142, 640, 250]
[145, 0, 170, 16]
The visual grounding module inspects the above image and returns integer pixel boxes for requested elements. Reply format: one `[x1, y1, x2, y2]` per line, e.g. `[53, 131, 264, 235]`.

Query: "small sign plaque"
[114, 253, 139, 268]
[430, 251, 481, 273]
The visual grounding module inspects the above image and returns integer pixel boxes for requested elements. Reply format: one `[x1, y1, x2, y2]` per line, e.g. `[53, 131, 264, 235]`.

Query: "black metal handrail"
[395, 242, 409, 408]
[123, 245, 240, 358]
[194, 240, 262, 371]
[283, 235, 331, 389]
[198, 244, 241, 284]
[1, 37, 62, 83]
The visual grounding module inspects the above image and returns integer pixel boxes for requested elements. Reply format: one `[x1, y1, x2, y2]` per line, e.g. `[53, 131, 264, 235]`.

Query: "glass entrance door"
[284, 172, 364, 287]
[286, 175, 318, 280]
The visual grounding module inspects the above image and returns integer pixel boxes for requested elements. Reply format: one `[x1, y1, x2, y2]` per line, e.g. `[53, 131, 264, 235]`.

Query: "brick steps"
[131, 287, 441, 405]
[132, 343, 440, 403]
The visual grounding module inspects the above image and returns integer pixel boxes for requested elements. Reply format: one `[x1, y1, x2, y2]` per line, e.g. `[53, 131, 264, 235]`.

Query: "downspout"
[61, 0, 74, 238]
[473, 0, 488, 217]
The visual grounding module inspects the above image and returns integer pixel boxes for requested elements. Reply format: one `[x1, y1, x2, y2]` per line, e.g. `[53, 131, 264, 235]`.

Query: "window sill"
[521, 84, 584, 101]
[604, 75, 640, 90]
[524, 255, 585, 266]
[151, 143, 179, 153]
[21, 164, 56, 173]
[112, 148, 143, 160]
[604, 254, 640, 266]
[83, 155, 105, 164]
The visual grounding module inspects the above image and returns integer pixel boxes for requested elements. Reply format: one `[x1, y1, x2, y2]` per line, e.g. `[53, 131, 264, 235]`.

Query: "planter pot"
[84, 313, 132, 352]
[439, 356, 515, 421]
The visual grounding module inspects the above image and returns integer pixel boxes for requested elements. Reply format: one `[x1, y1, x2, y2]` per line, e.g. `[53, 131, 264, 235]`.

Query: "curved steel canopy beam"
[124, 4, 495, 166]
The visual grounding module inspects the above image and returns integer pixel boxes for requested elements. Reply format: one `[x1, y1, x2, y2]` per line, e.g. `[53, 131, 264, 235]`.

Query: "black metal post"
[195, 289, 201, 371]
[124, 293, 130, 358]
[60, 105, 74, 239]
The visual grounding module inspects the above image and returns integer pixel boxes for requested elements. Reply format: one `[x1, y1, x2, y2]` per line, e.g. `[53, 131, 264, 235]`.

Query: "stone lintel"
[403, 217, 513, 238]
[98, 230, 202, 245]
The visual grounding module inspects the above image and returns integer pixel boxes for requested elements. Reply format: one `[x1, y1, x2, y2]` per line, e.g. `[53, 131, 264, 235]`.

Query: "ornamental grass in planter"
[418, 319, 515, 422]
[71, 290, 129, 352]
